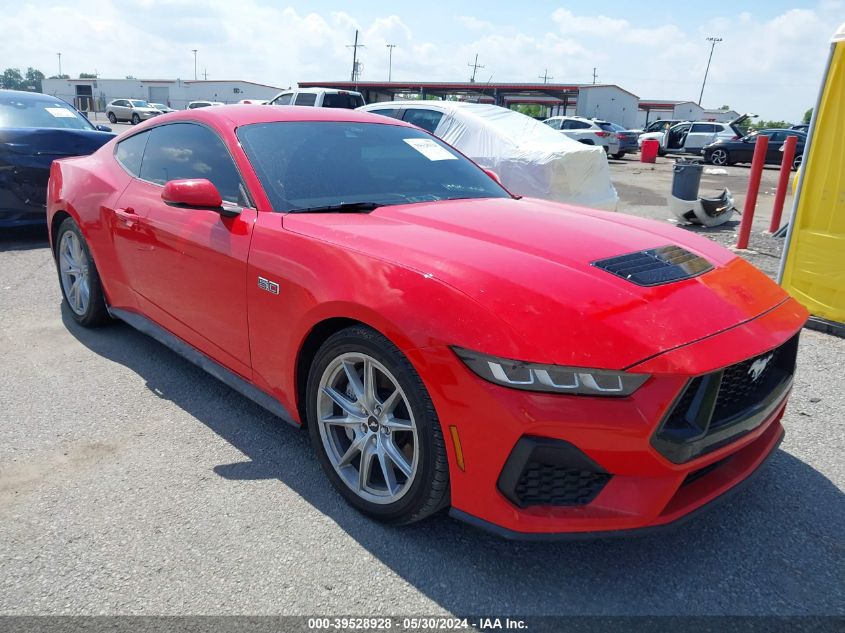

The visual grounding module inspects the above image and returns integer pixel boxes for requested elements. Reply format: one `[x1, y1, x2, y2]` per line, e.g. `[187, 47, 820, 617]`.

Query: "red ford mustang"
[47, 105, 807, 538]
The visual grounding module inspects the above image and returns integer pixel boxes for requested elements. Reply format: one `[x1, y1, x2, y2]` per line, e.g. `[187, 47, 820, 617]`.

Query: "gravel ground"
[0, 166, 843, 617]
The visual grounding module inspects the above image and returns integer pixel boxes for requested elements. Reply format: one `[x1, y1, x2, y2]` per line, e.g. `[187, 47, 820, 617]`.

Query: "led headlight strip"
[452, 347, 649, 396]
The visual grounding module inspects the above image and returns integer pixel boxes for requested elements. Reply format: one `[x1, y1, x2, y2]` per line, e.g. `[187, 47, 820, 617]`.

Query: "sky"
[1, 0, 842, 122]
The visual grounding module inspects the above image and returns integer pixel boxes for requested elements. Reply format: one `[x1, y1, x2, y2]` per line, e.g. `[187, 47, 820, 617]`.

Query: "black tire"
[792, 154, 803, 171]
[657, 149, 666, 157]
[612, 152, 625, 160]
[54, 217, 110, 327]
[107, 111, 117, 124]
[131, 113, 141, 125]
[306, 325, 449, 525]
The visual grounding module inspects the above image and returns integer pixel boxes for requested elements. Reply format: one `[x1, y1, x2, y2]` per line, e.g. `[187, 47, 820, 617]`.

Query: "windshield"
[0, 95, 94, 131]
[237, 121, 510, 212]
[130, 100, 150, 108]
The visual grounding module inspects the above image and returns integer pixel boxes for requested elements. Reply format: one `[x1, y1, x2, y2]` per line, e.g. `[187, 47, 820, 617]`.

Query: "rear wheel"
[131, 113, 141, 125]
[709, 148, 729, 166]
[612, 152, 625, 160]
[107, 111, 117, 124]
[55, 218, 110, 327]
[307, 325, 449, 524]
[792, 154, 803, 171]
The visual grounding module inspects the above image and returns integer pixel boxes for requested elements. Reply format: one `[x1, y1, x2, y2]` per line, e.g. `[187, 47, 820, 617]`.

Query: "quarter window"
[401, 109, 444, 133]
[139, 123, 244, 204]
[294, 93, 318, 106]
[115, 131, 150, 176]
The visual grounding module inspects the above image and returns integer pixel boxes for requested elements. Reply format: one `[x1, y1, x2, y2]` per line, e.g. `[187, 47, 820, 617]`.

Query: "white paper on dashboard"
[45, 107, 76, 118]
[403, 138, 458, 161]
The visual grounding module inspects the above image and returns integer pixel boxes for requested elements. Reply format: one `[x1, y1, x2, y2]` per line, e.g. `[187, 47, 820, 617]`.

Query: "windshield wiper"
[289, 201, 383, 214]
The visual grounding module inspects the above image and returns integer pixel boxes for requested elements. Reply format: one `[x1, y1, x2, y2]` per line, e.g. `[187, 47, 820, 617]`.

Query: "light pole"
[57, 52, 62, 77]
[192, 49, 198, 80]
[386, 44, 397, 82]
[698, 36, 722, 105]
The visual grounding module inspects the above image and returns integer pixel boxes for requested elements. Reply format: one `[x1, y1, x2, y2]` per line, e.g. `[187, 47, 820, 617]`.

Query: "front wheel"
[792, 154, 803, 171]
[131, 113, 141, 125]
[55, 218, 110, 327]
[307, 325, 449, 525]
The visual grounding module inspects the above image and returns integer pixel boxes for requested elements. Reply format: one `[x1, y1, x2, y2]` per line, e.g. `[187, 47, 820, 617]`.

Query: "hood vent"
[592, 245, 713, 286]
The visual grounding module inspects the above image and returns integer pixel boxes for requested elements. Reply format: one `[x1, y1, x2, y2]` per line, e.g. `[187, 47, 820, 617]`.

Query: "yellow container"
[779, 23, 845, 327]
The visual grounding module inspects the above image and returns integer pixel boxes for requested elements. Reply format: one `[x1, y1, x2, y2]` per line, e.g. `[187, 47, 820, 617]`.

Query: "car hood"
[0, 127, 115, 161]
[284, 197, 789, 369]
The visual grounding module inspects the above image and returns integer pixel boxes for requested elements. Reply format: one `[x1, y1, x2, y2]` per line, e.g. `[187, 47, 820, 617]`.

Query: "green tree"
[511, 104, 545, 118]
[802, 108, 813, 124]
[48, 74, 70, 79]
[719, 104, 731, 110]
[78, 72, 97, 79]
[1, 68, 24, 90]
[25, 67, 45, 92]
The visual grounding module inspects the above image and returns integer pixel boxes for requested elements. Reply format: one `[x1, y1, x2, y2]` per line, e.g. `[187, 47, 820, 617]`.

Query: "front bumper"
[407, 298, 806, 537]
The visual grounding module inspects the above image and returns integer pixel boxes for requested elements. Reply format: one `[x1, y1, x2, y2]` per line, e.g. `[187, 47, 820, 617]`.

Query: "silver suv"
[106, 99, 162, 125]
[542, 116, 620, 155]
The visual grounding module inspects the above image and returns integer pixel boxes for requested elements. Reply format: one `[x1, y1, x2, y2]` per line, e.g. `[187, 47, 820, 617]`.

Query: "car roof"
[130, 104, 416, 130]
[0, 89, 69, 103]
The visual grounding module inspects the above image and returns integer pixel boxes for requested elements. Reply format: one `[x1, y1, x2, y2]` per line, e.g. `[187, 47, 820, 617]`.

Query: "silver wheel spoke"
[342, 360, 365, 404]
[357, 438, 375, 491]
[338, 433, 367, 467]
[322, 385, 361, 418]
[383, 415, 414, 431]
[320, 414, 362, 428]
[380, 388, 402, 415]
[377, 446, 399, 496]
[383, 438, 413, 478]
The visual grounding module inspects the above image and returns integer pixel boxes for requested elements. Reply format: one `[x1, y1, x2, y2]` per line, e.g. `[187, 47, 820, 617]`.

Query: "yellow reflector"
[449, 425, 465, 471]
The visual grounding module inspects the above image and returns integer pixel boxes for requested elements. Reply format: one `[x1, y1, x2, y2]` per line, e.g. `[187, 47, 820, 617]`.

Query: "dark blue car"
[0, 90, 115, 227]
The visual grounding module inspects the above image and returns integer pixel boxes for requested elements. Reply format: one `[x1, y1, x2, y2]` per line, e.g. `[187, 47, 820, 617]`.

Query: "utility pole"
[192, 49, 198, 80]
[468, 53, 484, 83]
[538, 69, 553, 84]
[202, 68, 208, 81]
[386, 44, 397, 82]
[592, 67, 598, 84]
[698, 36, 722, 105]
[347, 30, 365, 82]
[57, 52, 62, 77]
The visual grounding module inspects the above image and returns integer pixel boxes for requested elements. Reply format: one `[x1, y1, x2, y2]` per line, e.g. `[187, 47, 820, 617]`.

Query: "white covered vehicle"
[357, 101, 618, 210]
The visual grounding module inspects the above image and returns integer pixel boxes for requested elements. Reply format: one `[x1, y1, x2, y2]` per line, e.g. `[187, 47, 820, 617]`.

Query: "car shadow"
[0, 225, 49, 252]
[62, 308, 844, 615]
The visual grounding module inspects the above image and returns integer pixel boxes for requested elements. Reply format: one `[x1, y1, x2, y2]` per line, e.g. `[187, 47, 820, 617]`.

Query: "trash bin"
[671, 160, 703, 201]
[641, 139, 659, 163]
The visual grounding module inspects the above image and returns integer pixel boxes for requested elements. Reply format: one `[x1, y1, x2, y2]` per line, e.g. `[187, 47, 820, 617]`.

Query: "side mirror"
[483, 168, 503, 185]
[96, 124, 112, 132]
[162, 179, 224, 210]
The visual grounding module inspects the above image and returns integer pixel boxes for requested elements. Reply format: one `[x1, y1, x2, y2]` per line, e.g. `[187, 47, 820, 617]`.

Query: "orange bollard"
[736, 134, 769, 249]
[769, 135, 798, 233]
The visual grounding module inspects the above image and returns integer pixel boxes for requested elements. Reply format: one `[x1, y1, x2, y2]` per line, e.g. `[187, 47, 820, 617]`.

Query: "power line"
[698, 36, 722, 105]
[468, 53, 484, 83]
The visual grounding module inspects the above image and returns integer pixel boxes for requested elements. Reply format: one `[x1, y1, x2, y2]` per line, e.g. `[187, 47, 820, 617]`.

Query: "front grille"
[592, 245, 713, 287]
[514, 463, 611, 507]
[497, 436, 612, 509]
[652, 333, 800, 463]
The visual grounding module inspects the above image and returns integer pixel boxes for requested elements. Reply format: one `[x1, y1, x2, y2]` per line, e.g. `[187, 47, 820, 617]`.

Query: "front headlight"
[452, 347, 650, 396]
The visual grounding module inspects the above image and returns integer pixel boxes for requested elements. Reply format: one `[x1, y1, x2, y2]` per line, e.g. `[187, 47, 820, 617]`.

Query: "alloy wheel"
[59, 230, 90, 316]
[710, 149, 728, 166]
[316, 352, 419, 504]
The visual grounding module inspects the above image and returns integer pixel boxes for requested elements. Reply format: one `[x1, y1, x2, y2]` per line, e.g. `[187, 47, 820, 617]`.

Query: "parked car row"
[541, 116, 639, 159]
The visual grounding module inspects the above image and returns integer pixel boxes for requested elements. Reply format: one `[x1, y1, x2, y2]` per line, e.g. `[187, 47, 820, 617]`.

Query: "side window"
[294, 92, 318, 106]
[690, 123, 709, 133]
[115, 131, 150, 177]
[566, 120, 591, 130]
[273, 93, 293, 105]
[768, 131, 785, 142]
[367, 108, 401, 119]
[544, 119, 562, 130]
[140, 123, 244, 205]
[402, 109, 444, 133]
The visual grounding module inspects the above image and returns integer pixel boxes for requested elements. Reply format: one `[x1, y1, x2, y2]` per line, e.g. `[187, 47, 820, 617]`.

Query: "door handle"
[115, 207, 138, 227]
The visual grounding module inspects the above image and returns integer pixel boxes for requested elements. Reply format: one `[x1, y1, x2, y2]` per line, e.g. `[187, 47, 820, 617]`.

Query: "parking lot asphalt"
[1, 171, 843, 616]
